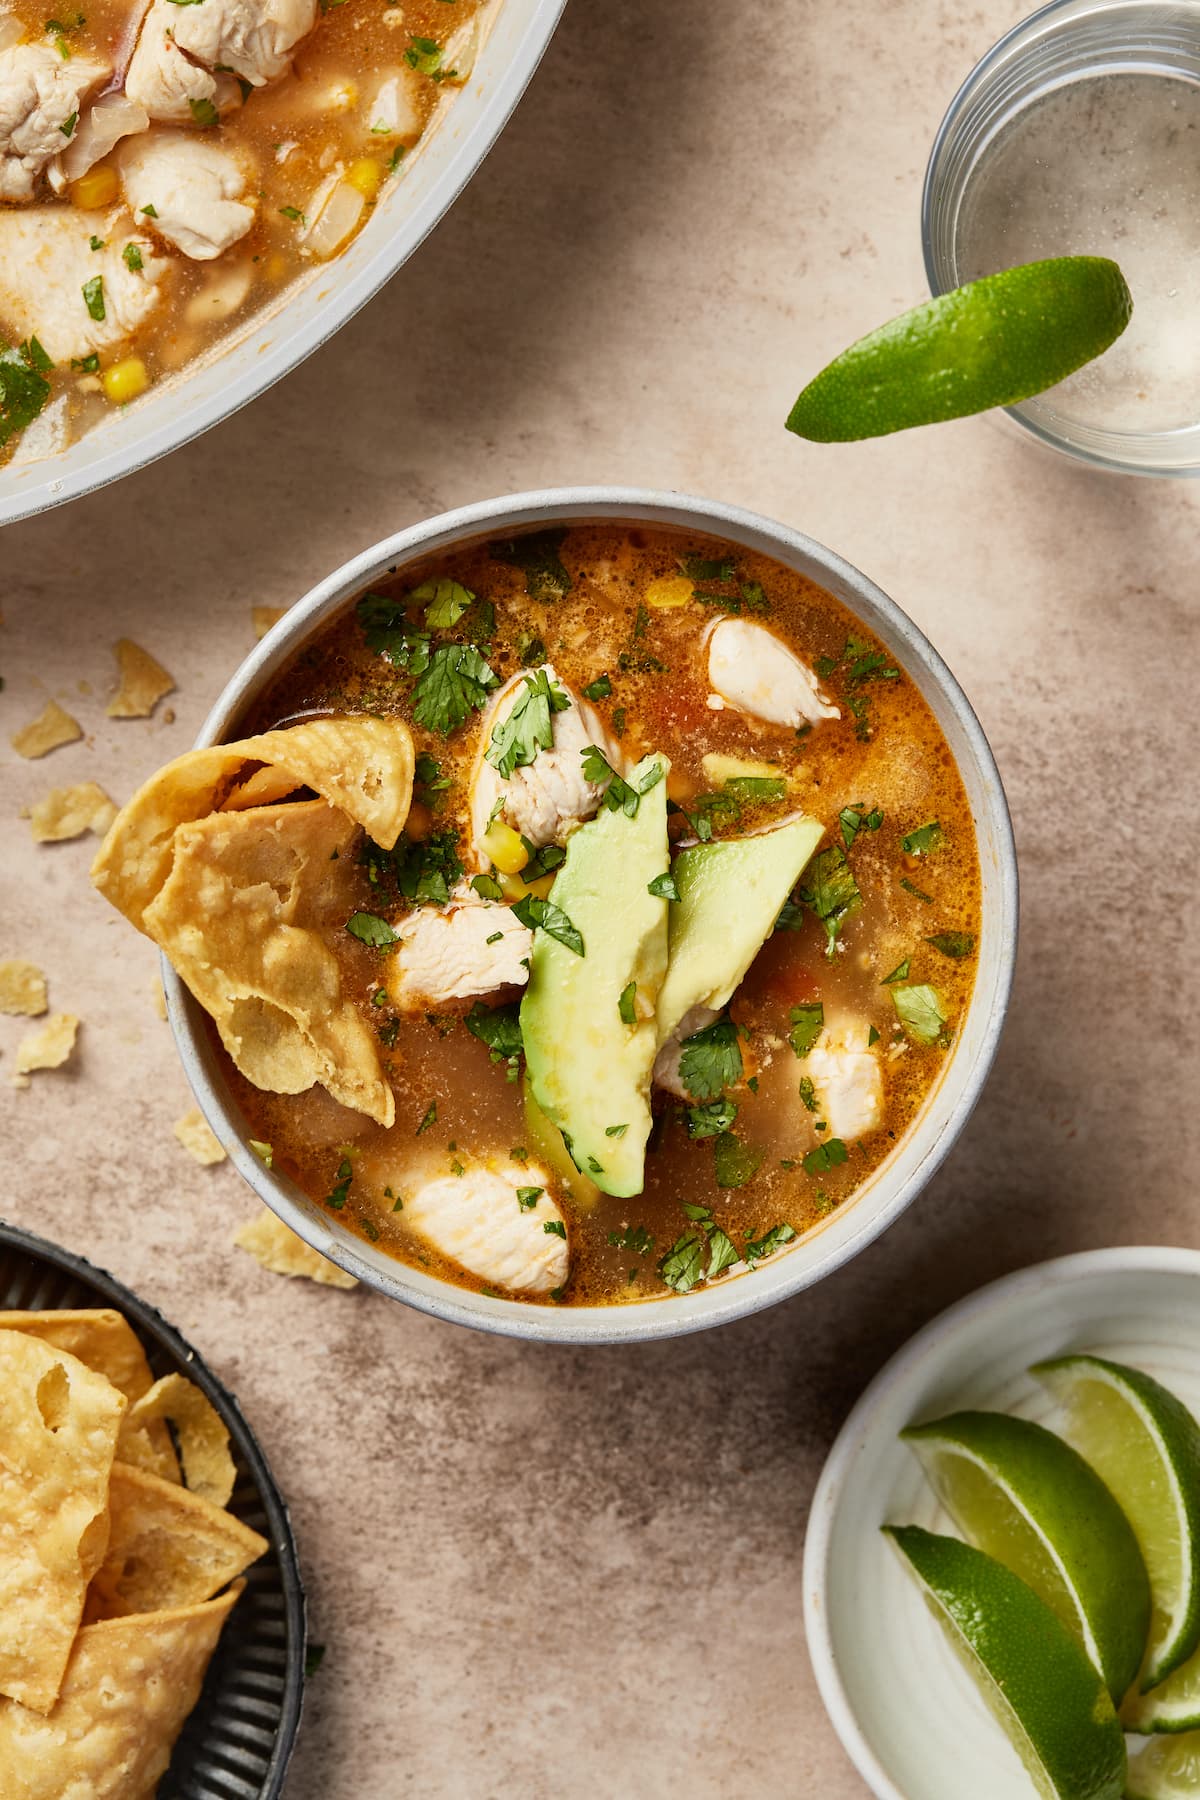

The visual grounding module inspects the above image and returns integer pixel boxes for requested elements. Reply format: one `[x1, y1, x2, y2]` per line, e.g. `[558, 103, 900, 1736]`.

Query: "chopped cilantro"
[346, 910, 398, 948]
[582, 673, 612, 701]
[470, 873, 504, 901]
[516, 1186, 543, 1211]
[122, 242, 143, 272]
[543, 1219, 567, 1239]
[491, 527, 571, 598]
[189, 95, 219, 126]
[926, 931, 976, 959]
[580, 744, 642, 818]
[141, 202, 158, 217]
[70, 352, 99, 373]
[325, 1156, 353, 1210]
[486, 668, 570, 779]
[59, 109, 77, 135]
[803, 1138, 848, 1176]
[511, 895, 584, 956]
[686, 1096, 738, 1139]
[464, 1001, 523, 1063]
[901, 821, 944, 855]
[788, 1002, 824, 1057]
[743, 1222, 797, 1264]
[868, 1024, 880, 1045]
[520, 839, 566, 880]
[414, 752, 451, 805]
[839, 803, 884, 850]
[0, 339, 52, 448]
[412, 576, 474, 630]
[617, 980, 637, 1025]
[486, 930, 502, 945]
[647, 869, 679, 901]
[891, 983, 948, 1045]
[81, 275, 104, 321]
[404, 33, 442, 72]
[677, 1016, 742, 1100]
[415, 1101, 438, 1135]
[611, 706, 626, 737]
[604, 1123, 629, 1138]
[724, 775, 787, 803]
[516, 630, 546, 666]
[900, 878, 933, 904]
[657, 1233, 707, 1294]
[365, 831, 463, 905]
[797, 845, 861, 957]
[881, 958, 910, 985]
[413, 643, 498, 735]
[798, 1077, 817, 1113]
[713, 1132, 763, 1189]
[89, 234, 104, 251]
[608, 1223, 653, 1255]
[278, 204, 306, 223]
[679, 553, 737, 583]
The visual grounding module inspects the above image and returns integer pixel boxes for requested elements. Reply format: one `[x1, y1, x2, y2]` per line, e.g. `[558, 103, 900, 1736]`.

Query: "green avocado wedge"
[787, 256, 1132, 443]
[521, 754, 669, 1198]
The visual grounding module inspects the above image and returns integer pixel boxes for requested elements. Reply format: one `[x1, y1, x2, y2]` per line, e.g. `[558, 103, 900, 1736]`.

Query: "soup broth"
[222, 522, 982, 1307]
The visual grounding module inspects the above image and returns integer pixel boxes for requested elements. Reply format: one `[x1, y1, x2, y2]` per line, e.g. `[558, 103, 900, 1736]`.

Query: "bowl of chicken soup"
[0, 0, 565, 523]
[92, 488, 1018, 1342]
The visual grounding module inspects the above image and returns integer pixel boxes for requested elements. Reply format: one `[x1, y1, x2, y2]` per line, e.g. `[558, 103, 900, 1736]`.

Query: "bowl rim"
[165, 484, 1019, 1344]
[801, 1243, 1200, 1799]
[0, 0, 568, 528]
[0, 1216, 307, 1797]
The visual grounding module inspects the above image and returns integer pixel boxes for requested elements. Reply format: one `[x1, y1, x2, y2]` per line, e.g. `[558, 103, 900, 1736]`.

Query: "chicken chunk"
[125, 2, 241, 125]
[127, 0, 317, 119]
[805, 1022, 883, 1142]
[706, 618, 840, 729]
[469, 666, 623, 864]
[386, 891, 531, 1010]
[652, 1004, 720, 1099]
[0, 206, 169, 362]
[120, 131, 254, 260]
[404, 1163, 568, 1293]
[0, 45, 109, 201]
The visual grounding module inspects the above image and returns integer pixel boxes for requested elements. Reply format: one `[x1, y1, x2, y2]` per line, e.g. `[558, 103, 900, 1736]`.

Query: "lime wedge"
[884, 1525, 1126, 1800]
[1033, 1355, 1200, 1692]
[1127, 1732, 1200, 1799]
[903, 1410, 1150, 1703]
[786, 256, 1132, 442]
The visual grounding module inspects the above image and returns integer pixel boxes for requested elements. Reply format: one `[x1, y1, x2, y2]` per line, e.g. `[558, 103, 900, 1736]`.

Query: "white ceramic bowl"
[804, 1246, 1200, 1800]
[0, 0, 566, 527]
[166, 486, 1019, 1343]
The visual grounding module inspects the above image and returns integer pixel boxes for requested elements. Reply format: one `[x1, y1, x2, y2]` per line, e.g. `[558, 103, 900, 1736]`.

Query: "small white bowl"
[804, 1246, 1200, 1800]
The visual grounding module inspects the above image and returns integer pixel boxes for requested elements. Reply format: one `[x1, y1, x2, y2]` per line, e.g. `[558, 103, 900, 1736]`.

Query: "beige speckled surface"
[2, 2, 1200, 1794]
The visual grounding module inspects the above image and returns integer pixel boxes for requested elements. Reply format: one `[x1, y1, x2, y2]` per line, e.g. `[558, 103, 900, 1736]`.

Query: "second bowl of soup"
[104, 488, 1016, 1341]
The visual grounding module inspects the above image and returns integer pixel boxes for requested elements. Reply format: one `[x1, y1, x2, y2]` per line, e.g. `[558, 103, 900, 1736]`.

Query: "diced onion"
[303, 178, 365, 259]
[442, 19, 480, 85]
[61, 94, 149, 181]
[184, 259, 254, 326]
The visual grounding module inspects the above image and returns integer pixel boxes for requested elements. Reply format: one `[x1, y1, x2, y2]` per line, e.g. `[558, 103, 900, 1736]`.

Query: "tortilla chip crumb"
[252, 606, 287, 641]
[13, 1012, 79, 1086]
[107, 639, 176, 719]
[152, 983, 168, 1022]
[173, 1108, 226, 1166]
[10, 700, 83, 759]
[233, 1210, 358, 1289]
[0, 960, 48, 1016]
[28, 781, 117, 844]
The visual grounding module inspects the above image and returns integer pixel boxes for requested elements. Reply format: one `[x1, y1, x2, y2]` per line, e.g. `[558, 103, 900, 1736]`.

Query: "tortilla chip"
[12, 1012, 78, 1088]
[120, 1374, 235, 1508]
[4, 1310, 178, 1484]
[106, 638, 175, 719]
[0, 1585, 242, 1798]
[252, 604, 287, 640]
[0, 1330, 126, 1713]
[173, 1107, 227, 1167]
[85, 1463, 266, 1621]
[91, 714, 416, 929]
[27, 781, 117, 844]
[234, 1208, 358, 1289]
[10, 701, 82, 760]
[0, 961, 47, 1017]
[145, 801, 394, 1124]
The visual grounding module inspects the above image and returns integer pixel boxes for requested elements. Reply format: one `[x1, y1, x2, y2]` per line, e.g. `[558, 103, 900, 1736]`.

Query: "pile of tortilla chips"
[0, 1308, 268, 1799]
[91, 717, 414, 1127]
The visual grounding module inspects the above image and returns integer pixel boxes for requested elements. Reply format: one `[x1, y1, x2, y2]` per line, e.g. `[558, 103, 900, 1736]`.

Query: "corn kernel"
[101, 357, 150, 405]
[70, 163, 119, 210]
[265, 252, 289, 283]
[520, 873, 556, 901]
[345, 157, 383, 200]
[497, 869, 556, 904]
[481, 821, 528, 875]
[645, 575, 694, 610]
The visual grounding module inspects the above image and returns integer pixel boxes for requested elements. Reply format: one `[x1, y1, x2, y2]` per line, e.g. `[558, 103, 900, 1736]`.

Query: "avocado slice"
[520, 754, 669, 1198]
[656, 815, 825, 1047]
[521, 1079, 603, 1212]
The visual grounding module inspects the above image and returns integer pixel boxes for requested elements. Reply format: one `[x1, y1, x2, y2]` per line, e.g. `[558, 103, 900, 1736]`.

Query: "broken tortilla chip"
[10, 700, 82, 760]
[0, 1330, 126, 1714]
[106, 638, 175, 719]
[173, 1107, 227, 1166]
[0, 1586, 242, 1798]
[12, 1012, 79, 1088]
[85, 1463, 266, 1621]
[234, 1208, 358, 1289]
[119, 1374, 236, 1508]
[91, 714, 415, 930]
[27, 781, 117, 844]
[0, 961, 47, 1017]
[252, 604, 287, 640]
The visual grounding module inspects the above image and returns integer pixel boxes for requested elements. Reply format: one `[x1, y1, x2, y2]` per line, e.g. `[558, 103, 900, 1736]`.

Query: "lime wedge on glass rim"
[786, 256, 1132, 442]
[883, 1525, 1126, 1800]
[902, 1410, 1150, 1704]
[1032, 1355, 1200, 1698]
[1127, 1732, 1200, 1799]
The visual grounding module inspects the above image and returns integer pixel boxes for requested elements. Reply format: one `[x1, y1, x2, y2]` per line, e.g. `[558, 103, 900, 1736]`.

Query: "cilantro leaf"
[677, 1016, 742, 1100]
[415, 1101, 437, 1135]
[346, 911, 398, 947]
[679, 553, 737, 583]
[881, 958, 910, 985]
[580, 744, 645, 818]
[365, 831, 462, 905]
[608, 1223, 653, 1255]
[658, 1233, 707, 1294]
[891, 983, 948, 1045]
[743, 1222, 797, 1265]
[723, 775, 787, 803]
[516, 630, 547, 666]
[0, 339, 52, 449]
[582, 673, 612, 701]
[464, 1001, 523, 1062]
[797, 845, 861, 957]
[798, 1076, 817, 1113]
[486, 668, 570, 779]
[901, 821, 944, 855]
[491, 528, 572, 599]
[647, 870, 679, 901]
[412, 577, 475, 630]
[925, 931, 976, 959]
[706, 1225, 740, 1277]
[685, 1096, 738, 1139]
[840, 803, 883, 850]
[325, 1156, 353, 1210]
[713, 1132, 763, 1189]
[516, 1185, 543, 1211]
[511, 895, 584, 956]
[788, 1002, 824, 1057]
[618, 980, 637, 1025]
[543, 1218, 567, 1239]
[412, 643, 498, 735]
[803, 1138, 848, 1176]
[356, 592, 429, 667]
[405, 33, 442, 72]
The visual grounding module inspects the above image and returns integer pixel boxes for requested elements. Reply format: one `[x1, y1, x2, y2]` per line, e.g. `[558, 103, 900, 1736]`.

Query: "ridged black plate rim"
[0, 1220, 306, 1798]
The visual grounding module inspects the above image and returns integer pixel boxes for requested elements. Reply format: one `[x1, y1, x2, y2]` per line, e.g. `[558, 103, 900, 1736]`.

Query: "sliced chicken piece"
[387, 889, 531, 1011]
[404, 1163, 568, 1294]
[469, 665, 622, 865]
[805, 1022, 883, 1141]
[124, 3, 242, 125]
[0, 207, 169, 362]
[119, 131, 254, 260]
[706, 617, 840, 729]
[171, 0, 317, 89]
[0, 44, 110, 201]
[652, 1003, 719, 1100]
[56, 92, 149, 186]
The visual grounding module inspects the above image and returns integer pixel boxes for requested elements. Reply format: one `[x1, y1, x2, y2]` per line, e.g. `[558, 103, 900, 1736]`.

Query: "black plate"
[0, 1221, 305, 1798]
